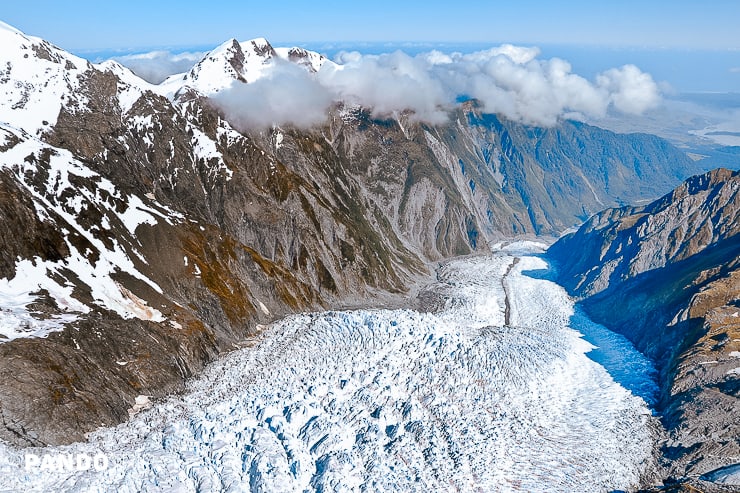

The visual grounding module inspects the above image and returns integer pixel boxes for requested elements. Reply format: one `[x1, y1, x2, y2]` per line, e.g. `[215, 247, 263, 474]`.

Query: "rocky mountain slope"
[0, 21, 706, 447]
[548, 168, 740, 489]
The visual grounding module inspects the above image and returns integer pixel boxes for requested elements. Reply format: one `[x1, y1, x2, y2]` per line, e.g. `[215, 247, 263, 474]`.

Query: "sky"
[3, 0, 740, 52]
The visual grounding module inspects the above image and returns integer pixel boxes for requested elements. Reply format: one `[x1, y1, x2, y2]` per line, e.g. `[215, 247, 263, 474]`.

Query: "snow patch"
[190, 126, 233, 179]
[127, 395, 152, 418]
[0, 125, 168, 329]
[95, 60, 159, 115]
[0, 258, 85, 341]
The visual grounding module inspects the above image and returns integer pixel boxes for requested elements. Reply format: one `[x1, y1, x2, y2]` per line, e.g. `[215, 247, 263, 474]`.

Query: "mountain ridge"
[0, 22, 714, 451]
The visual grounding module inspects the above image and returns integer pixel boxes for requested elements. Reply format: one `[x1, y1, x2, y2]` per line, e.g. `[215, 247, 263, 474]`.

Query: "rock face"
[548, 168, 740, 488]
[0, 22, 707, 447]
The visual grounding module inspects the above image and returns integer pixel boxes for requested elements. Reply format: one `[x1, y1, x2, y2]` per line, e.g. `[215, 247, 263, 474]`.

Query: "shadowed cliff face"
[548, 168, 740, 485]
[0, 26, 708, 448]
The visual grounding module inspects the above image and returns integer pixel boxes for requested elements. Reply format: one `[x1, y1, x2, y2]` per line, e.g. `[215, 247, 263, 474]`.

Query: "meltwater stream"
[0, 242, 660, 492]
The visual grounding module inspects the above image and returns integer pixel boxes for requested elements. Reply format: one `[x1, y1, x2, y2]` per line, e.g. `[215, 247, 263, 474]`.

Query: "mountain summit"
[160, 36, 331, 97]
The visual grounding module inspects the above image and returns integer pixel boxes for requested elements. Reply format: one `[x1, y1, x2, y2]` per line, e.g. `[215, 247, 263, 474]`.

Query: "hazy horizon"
[4, 0, 740, 94]
[72, 41, 740, 94]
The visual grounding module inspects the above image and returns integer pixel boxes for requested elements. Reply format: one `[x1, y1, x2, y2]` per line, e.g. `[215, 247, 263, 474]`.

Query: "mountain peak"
[241, 37, 274, 57]
[0, 20, 23, 35]
[274, 46, 329, 73]
[0, 21, 91, 135]
[175, 36, 277, 95]
[164, 36, 334, 98]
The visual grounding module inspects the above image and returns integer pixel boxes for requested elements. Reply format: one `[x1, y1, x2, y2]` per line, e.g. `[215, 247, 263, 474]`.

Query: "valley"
[0, 18, 737, 492]
[0, 242, 662, 492]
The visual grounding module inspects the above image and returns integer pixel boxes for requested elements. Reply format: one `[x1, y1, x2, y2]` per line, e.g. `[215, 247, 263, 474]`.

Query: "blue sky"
[4, 0, 740, 51]
[3, 1, 739, 92]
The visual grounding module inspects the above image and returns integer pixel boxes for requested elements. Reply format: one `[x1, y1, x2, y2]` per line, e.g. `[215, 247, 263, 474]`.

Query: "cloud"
[211, 60, 334, 129]
[313, 48, 659, 127]
[444, 54, 612, 126]
[318, 51, 451, 124]
[115, 50, 205, 84]
[128, 43, 662, 128]
[596, 64, 661, 115]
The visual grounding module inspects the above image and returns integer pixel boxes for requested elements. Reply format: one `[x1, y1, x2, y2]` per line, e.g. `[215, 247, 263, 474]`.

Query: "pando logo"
[25, 452, 109, 472]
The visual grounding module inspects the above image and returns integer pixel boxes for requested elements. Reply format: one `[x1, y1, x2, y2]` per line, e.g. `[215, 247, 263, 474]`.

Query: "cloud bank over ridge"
[121, 43, 661, 129]
[114, 50, 206, 84]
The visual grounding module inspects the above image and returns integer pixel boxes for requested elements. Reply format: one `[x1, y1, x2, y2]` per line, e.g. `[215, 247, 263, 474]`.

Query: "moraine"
[0, 242, 660, 492]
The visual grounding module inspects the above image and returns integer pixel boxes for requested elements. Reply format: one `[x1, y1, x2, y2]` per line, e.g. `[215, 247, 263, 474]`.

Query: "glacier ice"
[0, 242, 659, 492]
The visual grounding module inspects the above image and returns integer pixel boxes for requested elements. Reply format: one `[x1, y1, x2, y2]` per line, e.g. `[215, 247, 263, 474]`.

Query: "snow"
[274, 47, 330, 73]
[176, 37, 275, 95]
[130, 114, 156, 147]
[190, 126, 233, 179]
[127, 395, 152, 418]
[216, 120, 245, 147]
[158, 37, 335, 99]
[156, 72, 188, 99]
[0, 125, 168, 333]
[257, 300, 270, 316]
[0, 242, 659, 491]
[0, 23, 90, 136]
[0, 20, 24, 35]
[0, 258, 84, 341]
[95, 60, 160, 115]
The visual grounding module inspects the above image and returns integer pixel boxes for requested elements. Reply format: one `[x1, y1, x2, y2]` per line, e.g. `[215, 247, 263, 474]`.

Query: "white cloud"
[211, 60, 334, 129]
[121, 43, 662, 128]
[596, 64, 661, 115]
[115, 50, 206, 84]
[318, 51, 451, 124]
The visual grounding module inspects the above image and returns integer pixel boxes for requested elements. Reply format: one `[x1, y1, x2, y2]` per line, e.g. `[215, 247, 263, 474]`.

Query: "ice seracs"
[0, 243, 660, 492]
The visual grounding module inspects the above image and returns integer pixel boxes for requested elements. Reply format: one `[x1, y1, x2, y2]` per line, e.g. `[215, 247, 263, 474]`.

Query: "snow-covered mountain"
[159, 37, 331, 97]
[0, 20, 724, 489]
[0, 21, 93, 136]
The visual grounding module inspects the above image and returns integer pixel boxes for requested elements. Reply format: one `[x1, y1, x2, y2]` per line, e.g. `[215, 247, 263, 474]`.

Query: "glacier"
[0, 242, 660, 492]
